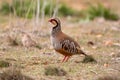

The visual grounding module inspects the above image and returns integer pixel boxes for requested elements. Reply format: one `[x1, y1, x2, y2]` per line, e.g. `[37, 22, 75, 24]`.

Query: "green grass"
[58, 4, 76, 16]
[0, 1, 119, 21]
[0, 60, 10, 68]
[0, 0, 79, 18]
[83, 4, 119, 21]
[82, 55, 97, 63]
[0, 0, 36, 18]
[0, 2, 12, 15]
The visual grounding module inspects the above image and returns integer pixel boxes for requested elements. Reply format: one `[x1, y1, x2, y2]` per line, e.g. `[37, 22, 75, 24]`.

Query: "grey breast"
[50, 36, 61, 50]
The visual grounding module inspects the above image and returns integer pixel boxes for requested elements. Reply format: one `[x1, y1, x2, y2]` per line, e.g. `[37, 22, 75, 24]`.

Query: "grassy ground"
[0, 0, 119, 80]
[0, 17, 120, 80]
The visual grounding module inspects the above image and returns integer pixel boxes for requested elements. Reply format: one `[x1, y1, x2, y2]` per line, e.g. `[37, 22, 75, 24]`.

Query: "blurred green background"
[0, 0, 119, 21]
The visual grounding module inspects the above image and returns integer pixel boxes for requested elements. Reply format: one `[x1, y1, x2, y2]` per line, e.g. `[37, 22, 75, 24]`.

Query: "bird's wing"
[59, 39, 80, 54]
[55, 32, 85, 55]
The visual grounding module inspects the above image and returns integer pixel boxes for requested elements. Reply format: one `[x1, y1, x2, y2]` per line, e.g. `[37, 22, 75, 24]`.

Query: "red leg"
[65, 56, 71, 62]
[62, 56, 67, 62]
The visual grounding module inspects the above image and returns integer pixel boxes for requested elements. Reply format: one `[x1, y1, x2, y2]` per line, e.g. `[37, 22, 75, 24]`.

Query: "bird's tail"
[79, 50, 88, 56]
[77, 47, 88, 56]
[77, 47, 96, 63]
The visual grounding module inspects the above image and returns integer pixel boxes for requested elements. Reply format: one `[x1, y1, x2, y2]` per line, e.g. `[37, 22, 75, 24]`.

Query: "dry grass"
[0, 0, 119, 79]
[95, 74, 120, 80]
[0, 67, 34, 80]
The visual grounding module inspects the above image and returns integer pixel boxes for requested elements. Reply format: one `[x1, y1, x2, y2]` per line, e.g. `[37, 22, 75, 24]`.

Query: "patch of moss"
[45, 66, 67, 76]
[0, 60, 10, 68]
[82, 55, 97, 63]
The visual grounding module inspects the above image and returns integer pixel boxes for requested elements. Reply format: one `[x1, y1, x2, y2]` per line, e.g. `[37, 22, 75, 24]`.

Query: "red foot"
[62, 56, 71, 62]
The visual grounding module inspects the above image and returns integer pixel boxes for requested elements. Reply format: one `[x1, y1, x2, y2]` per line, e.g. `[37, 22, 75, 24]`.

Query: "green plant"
[44, 2, 55, 16]
[45, 66, 67, 76]
[0, 0, 36, 18]
[85, 4, 119, 21]
[82, 55, 97, 63]
[12, 0, 36, 18]
[0, 0, 79, 18]
[0, 2, 12, 15]
[0, 60, 10, 68]
[58, 4, 75, 16]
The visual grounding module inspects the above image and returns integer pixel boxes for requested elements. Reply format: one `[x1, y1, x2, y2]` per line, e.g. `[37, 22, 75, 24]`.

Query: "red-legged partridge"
[49, 18, 88, 62]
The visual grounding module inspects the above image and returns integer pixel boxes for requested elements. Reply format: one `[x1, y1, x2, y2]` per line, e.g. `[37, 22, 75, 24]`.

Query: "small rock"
[92, 46, 98, 49]
[104, 40, 113, 46]
[96, 34, 103, 38]
[103, 63, 109, 67]
[87, 41, 94, 46]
